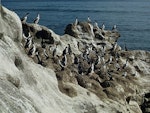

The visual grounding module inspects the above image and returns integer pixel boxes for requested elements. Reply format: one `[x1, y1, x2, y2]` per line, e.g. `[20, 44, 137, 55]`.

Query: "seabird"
[133, 71, 137, 76]
[73, 53, 79, 64]
[35, 51, 43, 65]
[122, 71, 127, 77]
[112, 42, 117, 51]
[94, 21, 100, 30]
[95, 55, 101, 65]
[106, 55, 113, 64]
[124, 43, 128, 51]
[107, 72, 113, 80]
[68, 44, 72, 55]
[43, 48, 49, 59]
[115, 62, 121, 71]
[112, 25, 117, 31]
[122, 58, 128, 69]
[24, 37, 32, 49]
[78, 63, 83, 75]
[21, 13, 29, 23]
[62, 46, 68, 56]
[28, 44, 36, 56]
[58, 55, 67, 71]
[52, 45, 57, 57]
[88, 23, 95, 37]
[101, 56, 105, 65]
[23, 32, 31, 41]
[34, 13, 40, 24]
[74, 17, 78, 26]
[87, 63, 95, 75]
[101, 23, 105, 30]
[62, 54, 67, 66]
[87, 16, 91, 23]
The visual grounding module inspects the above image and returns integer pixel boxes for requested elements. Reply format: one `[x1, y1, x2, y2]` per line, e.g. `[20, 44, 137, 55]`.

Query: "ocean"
[2, 0, 150, 51]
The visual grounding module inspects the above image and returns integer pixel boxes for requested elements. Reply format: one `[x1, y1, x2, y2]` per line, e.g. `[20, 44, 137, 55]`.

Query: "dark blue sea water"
[2, 0, 150, 51]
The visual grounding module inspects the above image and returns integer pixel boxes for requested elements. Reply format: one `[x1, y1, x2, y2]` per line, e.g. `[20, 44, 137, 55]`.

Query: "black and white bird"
[28, 44, 36, 56]
[101, 23, 105, 30]
[106, 55, 113, 64]
[43, 48, 49, 59]
[73, 53, 79, 64]
[24, 37, 32, 49]
[68, 44, 72, 55]
[95, 55, 101, 65]
[23, 32, 31, 41]
[35, 51, 43, 65]
[52, 45, 57, 58]
[112, 42, 117, 51]
[87, 63, 95, 75]
[78, 63, 83, 75]
[58, 55, 67, 71]
[122, 71, 127, 77]
[112, 25, 117, 31]
[34, 13, 40, 24]
[115, 62, 121, 71]
[74, 17, 78, 26]
[124, 43, 128, 51]
[21, 13, 29, 23]
[87, 16, 91, 23]
[122, 58, 128, 69]
[62, 46, 68, 56]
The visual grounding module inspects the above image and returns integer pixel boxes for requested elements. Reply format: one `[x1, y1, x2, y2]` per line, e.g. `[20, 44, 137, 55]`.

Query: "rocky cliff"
[0, 6, 150, 113]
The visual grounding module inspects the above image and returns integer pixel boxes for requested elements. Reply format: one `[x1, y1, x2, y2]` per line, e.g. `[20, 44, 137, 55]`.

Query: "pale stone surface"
[0, 6, 150, 113]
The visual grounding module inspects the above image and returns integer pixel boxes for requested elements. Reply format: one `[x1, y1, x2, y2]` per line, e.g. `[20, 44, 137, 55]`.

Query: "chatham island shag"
[34, 13, 40, 24]
[62, 46, 68, 56]
[87, 16, 91, 23]
[58, 54, 67, 71]
[101, 23, 105, 31]
[122, 58, 129, 69]
[94, 21, 100, 30]
[21, 13, 29, 23]
[74, 17, 78, 26]
[72, 53, 79, 64]
[35, 51, 43, 65]
[87, 63, 95, 75]
[24, 37, 32, 49]
[68, 44, 72, 55]
[112, 25, 117, 31]
[52, 45, 57, 58]
[43, 48, 49, 60]
[28, 44, 36, 56]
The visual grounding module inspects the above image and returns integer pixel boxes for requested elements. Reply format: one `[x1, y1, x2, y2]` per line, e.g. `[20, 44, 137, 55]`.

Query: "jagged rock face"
[0, 6, 22, 42]
[0, 6, 150, 113]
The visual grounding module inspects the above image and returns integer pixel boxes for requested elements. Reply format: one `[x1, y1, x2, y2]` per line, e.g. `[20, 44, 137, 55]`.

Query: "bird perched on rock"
[21, 13, 29, 23]
[94, 21, 100, 30]
[74, 17, 78, 26]
[87, 16, 91, 23]
[35, 50, 43, 65]
[124, 43, 128, 51]
[58, 55, 67, 71]
[73, 53, 79, 64]
[122, 58, 128, 69]
[43, 48, 49, 59]
[34, 13, 40, 24]
[101, 23, 105, 31]
[24, 37, 32, 49]
[62, 46, 68, 56]
[122, 71, 127, 77]
[87, 63, 95, 75]
[112, 25, 117, 31]
[68, 44, 72, 55]
[52, 45, 57, 58]
[28, 44, 36, 56]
